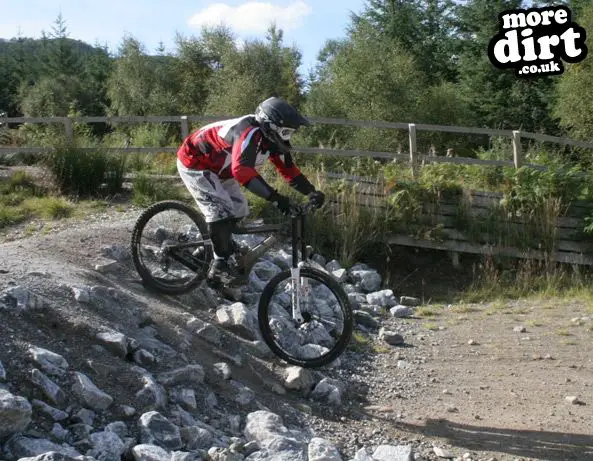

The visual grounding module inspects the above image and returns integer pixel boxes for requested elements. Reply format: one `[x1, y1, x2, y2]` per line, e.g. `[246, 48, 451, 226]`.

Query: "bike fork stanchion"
[291, 214, 305, 324]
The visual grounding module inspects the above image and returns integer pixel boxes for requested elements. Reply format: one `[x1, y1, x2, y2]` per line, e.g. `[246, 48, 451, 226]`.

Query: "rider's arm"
[231, 127, 277, 200]
[268, 149, 316, 196]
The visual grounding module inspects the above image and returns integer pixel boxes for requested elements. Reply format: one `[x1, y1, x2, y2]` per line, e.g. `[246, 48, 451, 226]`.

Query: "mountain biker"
[176, 96, 325, 286]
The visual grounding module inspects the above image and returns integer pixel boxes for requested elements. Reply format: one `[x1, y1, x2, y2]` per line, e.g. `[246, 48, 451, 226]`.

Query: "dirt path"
[1, 205, 592, 461]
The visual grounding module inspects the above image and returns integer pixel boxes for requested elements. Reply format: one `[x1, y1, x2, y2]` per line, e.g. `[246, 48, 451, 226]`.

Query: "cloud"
[188, 1, 312, 34]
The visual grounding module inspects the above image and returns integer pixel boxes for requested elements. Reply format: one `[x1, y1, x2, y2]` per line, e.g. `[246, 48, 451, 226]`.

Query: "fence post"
[180, 116, 189, 140]
[409, 123, 418, 178]
[63, 117, 74, 144]
[513, 130, 522, 169]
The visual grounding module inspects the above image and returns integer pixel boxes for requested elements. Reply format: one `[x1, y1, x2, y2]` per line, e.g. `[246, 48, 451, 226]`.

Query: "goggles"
[275, 126, 297, 141]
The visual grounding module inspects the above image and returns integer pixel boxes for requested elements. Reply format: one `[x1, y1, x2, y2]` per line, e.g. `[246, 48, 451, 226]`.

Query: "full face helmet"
[254, 97, 311, 152]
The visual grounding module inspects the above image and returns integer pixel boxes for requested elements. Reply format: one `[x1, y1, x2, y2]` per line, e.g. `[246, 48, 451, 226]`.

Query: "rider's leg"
[176, 162, 241, 282]
[221, 178, 251, 255]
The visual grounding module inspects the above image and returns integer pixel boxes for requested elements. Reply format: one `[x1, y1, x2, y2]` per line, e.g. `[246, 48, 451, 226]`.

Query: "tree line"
[1, 0, 592, 156]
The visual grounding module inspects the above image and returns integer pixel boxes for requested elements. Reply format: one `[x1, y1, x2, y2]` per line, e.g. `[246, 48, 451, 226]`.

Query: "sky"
[0, 0, 367, 75]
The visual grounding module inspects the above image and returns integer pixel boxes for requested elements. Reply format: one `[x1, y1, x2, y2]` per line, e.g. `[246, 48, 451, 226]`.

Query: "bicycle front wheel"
[258, 267, 353, 368]
[131, 200, 213, 294]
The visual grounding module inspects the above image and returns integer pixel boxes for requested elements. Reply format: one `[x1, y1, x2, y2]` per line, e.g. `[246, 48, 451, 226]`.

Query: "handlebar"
[289, 199, 321, 217]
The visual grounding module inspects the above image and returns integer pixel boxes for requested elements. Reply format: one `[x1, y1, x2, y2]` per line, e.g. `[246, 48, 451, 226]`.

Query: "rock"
[399, 296, 421, 307]
[72, 408, 95, 426]
[72, 372, 113, 410]
[353, 447, 374, 461]
[248, 272, 268, 292]
[157, 364, 205, 387]
[134, 349, 156, 366]
[179, 426, 213, 450]
[13, 453, 91, 461]
[96, 331, 129, 358]
[31, 400, 68, 421]
[170, 388, 197, 411]
[207, 447, 244, 461]
[134, 327, 177, 358]
[88, 430, 126, 461]
[347, 293, 367, 309]
[71, 286, 91, 303]
[94, 261, 118, 273]
[3, 435, 81, 460]
[29, 347, 69, 376]
[0, 389, 32, 438]
[213, 363, 232, 381]
[30, 369, 67, 406]
[187, 317, 221, 346]
[132, 367, 167, 410]
[372, 445, 414, 461]
[390, 305, 415, 318]
[331, 269, 348, 283]
[50, 423, 69, 442]
[379, 328, 405, 346]
[366, 290, 398, 308]
[252, 260, 282, 281]
[310, 379, 344, 407]
[325, 260, 342, 272]
[566, 396, 584, 405]
[354, 310, 380, 329]
[311, 254, 326, 267]
[131, 444, 171, 461]
[349, 269, 381, 292]
[433, 446, 455, 458]
[308, 437, 342, 461]
[105, 421, 129, 440]
[216, 302, 257, 340]
[284, 367, 316, 394]
[243, 411, 291, 444]
[272, 249, 292, 270]
[1, 286, 45, 311]
[101, 243, 131, 261]
[232, 381, 256, 406]
[139, 411, 183, 451]
[513, 326, 527, 333]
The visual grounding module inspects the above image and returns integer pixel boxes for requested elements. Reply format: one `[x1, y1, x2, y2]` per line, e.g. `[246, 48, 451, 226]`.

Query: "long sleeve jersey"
[177, 115, 313, 197]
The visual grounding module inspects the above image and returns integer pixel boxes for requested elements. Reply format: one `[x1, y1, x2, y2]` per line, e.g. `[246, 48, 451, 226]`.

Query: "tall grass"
[462, 256, 591, 302]
[45, 143, 127, 197]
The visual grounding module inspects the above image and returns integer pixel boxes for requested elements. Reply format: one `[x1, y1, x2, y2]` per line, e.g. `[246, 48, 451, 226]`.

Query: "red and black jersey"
[177, 115, 304, 187]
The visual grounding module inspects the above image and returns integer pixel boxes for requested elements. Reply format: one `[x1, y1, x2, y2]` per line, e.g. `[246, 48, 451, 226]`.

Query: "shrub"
[45, 143, 127, 197]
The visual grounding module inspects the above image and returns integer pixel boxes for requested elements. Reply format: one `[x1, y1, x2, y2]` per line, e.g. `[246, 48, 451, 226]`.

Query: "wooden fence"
[3, 115, 593, 178]
[3, 114, 593, 266]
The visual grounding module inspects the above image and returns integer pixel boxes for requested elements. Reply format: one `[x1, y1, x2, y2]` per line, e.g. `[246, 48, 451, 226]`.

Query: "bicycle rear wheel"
[131, 200, 212, 294]
[258, 267, 353, 368]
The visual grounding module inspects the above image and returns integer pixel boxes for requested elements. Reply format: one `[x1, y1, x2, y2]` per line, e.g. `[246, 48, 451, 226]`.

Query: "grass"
[21, 197, 74, 219]
[0, 169, 127, 231]
[415, 306, 443, 317]
[555, 328, 572, 336]
[423, 322, 440, 331]
[132, 172, 190, 207]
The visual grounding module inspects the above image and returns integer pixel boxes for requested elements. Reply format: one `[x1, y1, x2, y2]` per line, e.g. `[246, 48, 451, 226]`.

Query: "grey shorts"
[177, 159, 249, 223]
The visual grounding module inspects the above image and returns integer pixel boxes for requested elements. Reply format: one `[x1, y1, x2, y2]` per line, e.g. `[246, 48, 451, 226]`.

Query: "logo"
[488, 6, 588, 77]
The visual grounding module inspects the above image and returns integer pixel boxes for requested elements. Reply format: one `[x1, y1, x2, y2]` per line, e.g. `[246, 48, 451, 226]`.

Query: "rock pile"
[0, 241, 424, 461]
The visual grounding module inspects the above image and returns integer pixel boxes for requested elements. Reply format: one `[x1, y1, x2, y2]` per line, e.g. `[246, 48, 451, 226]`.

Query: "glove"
[308, 190, 325, 208]
[269, 191, 292, 215]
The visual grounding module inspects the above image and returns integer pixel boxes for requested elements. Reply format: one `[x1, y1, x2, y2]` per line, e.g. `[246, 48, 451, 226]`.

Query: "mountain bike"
[130, 199, 353, 368]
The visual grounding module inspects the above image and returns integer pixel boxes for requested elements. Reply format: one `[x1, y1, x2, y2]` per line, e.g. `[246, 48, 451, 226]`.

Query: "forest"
[1, 0, 592, 158]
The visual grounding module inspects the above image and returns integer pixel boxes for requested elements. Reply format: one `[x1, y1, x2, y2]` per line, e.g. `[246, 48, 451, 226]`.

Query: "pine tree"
[43, 13, 84, 77]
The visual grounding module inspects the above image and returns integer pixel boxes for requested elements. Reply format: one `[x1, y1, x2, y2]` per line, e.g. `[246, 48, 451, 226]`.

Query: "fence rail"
[2, 115, 593, 178]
